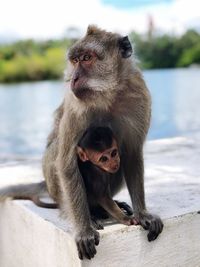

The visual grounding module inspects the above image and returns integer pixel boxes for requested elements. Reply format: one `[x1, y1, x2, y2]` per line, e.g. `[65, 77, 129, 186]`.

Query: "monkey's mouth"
[110, 168, 119, 173]
[108, 166, 120, 174]
[72, 87, 94, 99]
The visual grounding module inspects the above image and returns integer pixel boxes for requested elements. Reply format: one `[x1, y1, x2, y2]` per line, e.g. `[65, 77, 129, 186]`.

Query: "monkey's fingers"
[141, 220, 150, 230]
[77, 242, 83, 260]
[147, 220, 161, 241]
[76, 230, 100, 260]
[77, 239, 96, 260]
[130, 217, 140, 225]
[139, 214, 163, 242]
[86, 239, 97, 258]
[148, 218, 164, 242]
[82, 242, 93, 260]
[94, 231, 100, 246]
[115, 200, 133, 215]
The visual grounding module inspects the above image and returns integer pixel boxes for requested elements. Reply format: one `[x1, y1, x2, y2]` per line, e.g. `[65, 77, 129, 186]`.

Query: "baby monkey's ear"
[118, 36, 132, 58]
[77, 147, 88, 162]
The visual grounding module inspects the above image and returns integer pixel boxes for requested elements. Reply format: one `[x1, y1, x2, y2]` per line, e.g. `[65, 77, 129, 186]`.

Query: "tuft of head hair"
[85, 24, 118, 43]
[78, 126, 114, 152]
[86, 25, 101, 35]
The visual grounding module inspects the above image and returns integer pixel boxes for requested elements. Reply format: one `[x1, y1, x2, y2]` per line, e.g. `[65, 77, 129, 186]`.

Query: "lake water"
[0, 68, 200, 161]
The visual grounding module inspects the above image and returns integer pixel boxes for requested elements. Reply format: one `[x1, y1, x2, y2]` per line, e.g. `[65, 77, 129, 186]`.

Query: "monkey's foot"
[136, 212, 164, 242]
[114, 200, 133, 216]
[91, 216, 104, 230]
[76, 228, 100, 260]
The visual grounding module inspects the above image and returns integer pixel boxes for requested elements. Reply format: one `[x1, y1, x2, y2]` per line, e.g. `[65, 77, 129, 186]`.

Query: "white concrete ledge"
[0, 133, 200, 267]
[0, 201, 200, 267]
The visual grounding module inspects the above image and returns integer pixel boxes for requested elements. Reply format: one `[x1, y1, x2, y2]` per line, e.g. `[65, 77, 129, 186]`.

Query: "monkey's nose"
[73, 72, 79, 85]
[112, 164, 119, 171]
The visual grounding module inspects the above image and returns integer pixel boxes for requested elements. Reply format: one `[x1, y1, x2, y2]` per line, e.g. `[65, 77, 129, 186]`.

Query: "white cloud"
[0, 0, 199, 40]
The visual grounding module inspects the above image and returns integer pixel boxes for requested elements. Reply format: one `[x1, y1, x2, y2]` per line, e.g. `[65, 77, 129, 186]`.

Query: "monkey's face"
[78, 140, 120, 174]
[68, 50, 100, 99]
[93, 144, 120, 174]
[67, 25, 133, 100]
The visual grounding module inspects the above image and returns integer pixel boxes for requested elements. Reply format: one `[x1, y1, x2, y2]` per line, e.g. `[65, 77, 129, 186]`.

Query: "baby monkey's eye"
[99, 156, 108, 162]
[111, 149, 117, 157]
[72, 57, 79, 64]
[83, 54, 91, 61]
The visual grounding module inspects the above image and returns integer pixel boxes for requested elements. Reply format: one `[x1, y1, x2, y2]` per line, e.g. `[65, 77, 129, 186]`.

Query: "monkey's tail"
[0, 181, 58, 209]
[0, 181, 46, 201]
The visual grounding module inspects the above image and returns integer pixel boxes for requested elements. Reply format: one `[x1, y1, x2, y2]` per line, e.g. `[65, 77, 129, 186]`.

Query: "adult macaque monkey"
[42, 25, 163, 260]
[0, 26, 163, 260]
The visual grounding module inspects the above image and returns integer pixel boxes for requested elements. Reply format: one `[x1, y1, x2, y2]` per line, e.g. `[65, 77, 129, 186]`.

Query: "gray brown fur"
[42, 25, 163, 260]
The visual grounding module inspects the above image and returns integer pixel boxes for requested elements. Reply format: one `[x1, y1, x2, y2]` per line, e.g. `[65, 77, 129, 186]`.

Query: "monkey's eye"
[111, 149, 117, 157]
[99, 156, 108, 163]
[72, 57, 79, 64]
[83, 54, 91, 61]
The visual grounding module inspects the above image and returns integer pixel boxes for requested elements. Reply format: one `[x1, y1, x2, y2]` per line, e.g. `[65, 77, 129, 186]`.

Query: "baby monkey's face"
[85, 140, 120, 173]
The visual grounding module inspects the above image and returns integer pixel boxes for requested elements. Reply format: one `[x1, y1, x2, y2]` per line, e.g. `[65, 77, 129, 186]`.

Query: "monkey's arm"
[46, 102, 64, 147]
[99, 196, 138, 226]
[124, 146, 163, 241]
[56, 115, 99, 260]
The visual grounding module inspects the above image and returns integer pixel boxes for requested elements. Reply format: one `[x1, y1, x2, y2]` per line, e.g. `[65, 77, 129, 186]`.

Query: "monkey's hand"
[136, 212, 164, 241]
[120, 215, 139, 226]
[75, 227, 100, 260]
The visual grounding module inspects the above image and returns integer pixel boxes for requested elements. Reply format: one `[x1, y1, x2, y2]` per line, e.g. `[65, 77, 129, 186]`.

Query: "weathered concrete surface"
[0, 133, 200, 267]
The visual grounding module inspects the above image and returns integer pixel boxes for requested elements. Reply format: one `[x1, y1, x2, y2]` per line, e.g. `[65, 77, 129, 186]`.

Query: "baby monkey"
[77, 126, 138, 227]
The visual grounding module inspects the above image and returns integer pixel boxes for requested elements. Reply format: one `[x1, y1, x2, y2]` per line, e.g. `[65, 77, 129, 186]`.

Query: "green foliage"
[177, 43, 200, 67]
[0, 39, 71, 83]
[0, 30, 200, 83]
[130, 29, 200, 70]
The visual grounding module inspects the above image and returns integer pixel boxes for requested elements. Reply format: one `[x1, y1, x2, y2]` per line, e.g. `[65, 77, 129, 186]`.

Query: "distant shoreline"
[1, 29, 200, 83]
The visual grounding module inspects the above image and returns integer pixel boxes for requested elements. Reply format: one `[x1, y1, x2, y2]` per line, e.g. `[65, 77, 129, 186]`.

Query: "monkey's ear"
[118, 36, 133, 58]
[77, 147, 88, 162]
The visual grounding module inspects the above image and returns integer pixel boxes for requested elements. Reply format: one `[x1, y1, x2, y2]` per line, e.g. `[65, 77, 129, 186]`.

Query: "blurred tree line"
[0, 39, 72, 82]
[0, 29, 200, 83]
[129, 29, 200, 69]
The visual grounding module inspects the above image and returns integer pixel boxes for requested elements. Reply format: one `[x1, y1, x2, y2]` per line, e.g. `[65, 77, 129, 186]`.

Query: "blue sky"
[102, 0, 173, 9]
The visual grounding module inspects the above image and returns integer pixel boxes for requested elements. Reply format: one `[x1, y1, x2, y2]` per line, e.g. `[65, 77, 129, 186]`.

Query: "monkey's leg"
[114, 200, 133, 215]
[99, 197, 138, 226]
[58, 168, 100, 260]
[124, 147, 163, 241]
[91, 216, 104, 230]
[56, 142, 99, 260]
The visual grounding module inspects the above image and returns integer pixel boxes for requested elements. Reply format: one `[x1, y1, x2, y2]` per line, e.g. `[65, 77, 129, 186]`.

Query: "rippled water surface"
[0, 68, 200, 160]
